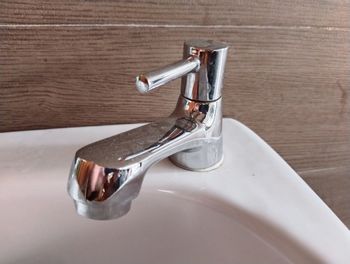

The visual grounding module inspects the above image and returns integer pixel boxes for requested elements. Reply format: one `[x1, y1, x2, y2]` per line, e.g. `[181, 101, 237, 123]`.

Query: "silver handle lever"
[135, 40, 229, 102]
[136, 56, 200, 94]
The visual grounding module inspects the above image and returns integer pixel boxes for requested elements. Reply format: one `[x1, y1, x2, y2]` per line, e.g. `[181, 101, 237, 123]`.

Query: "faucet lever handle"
[135, 56, 200, 94]
[136, 40, 228, 101]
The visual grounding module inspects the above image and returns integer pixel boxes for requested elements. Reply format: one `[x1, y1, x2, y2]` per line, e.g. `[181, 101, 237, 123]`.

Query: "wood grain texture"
[1, 27, 349, 163]
[0, 0, 349, 27]
[301, 166, 350, 226]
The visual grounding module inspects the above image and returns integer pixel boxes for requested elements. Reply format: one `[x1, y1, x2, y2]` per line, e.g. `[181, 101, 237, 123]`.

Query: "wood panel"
[0, 0, 349, 27]
[1, 27, 349, 163]
[301, 166, 350, 226]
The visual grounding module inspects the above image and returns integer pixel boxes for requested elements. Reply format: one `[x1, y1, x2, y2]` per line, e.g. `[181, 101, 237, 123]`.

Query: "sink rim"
[0, 118, 349, 263]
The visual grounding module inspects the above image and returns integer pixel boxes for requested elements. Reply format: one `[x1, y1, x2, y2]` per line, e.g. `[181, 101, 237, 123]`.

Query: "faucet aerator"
[74, 200, 132, 220]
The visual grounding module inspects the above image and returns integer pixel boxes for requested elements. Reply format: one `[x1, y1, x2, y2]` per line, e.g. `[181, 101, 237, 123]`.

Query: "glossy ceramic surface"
[1, 119, 349, 264]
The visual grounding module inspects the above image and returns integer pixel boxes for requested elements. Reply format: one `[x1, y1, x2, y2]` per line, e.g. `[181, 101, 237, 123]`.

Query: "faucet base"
[169, 136, 224, 171]
[169, 154, 224, 172]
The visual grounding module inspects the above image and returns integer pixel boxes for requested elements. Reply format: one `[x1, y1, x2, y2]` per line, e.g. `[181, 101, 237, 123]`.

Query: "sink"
[1, 118, 349, 264]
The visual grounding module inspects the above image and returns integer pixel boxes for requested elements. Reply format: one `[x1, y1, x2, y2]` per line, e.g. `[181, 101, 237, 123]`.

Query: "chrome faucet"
[67, 40, 229, 220]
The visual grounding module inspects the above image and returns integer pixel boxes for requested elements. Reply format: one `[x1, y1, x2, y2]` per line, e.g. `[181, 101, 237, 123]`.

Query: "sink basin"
[1, 118, 349, 264]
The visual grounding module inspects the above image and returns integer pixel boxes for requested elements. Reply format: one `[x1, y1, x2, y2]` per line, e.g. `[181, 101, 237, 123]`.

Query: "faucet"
[67, 40, 229, 220]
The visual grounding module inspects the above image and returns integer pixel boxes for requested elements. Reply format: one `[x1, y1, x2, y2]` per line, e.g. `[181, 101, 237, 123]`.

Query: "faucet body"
[68, 40, 228, 219]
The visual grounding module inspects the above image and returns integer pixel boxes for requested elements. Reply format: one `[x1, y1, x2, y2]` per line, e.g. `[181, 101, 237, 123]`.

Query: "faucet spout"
[68, 96, 223, 219]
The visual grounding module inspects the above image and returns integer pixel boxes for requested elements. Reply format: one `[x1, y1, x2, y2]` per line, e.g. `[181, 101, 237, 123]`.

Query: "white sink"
[1, 118, 349, 264]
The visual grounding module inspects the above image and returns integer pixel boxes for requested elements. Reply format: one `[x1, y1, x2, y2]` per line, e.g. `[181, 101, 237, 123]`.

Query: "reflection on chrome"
[67, 40, 229, 220]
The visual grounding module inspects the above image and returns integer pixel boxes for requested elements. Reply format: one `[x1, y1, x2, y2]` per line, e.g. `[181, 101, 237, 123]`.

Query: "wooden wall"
[0, 1, 349, 227]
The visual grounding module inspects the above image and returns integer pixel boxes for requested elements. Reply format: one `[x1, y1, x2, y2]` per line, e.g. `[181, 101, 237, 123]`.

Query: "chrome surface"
[136, 56, 200, 93]
[137, 39, 228, 101]
[68, 40, 229, 220]
[181, 40, 228, 101]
